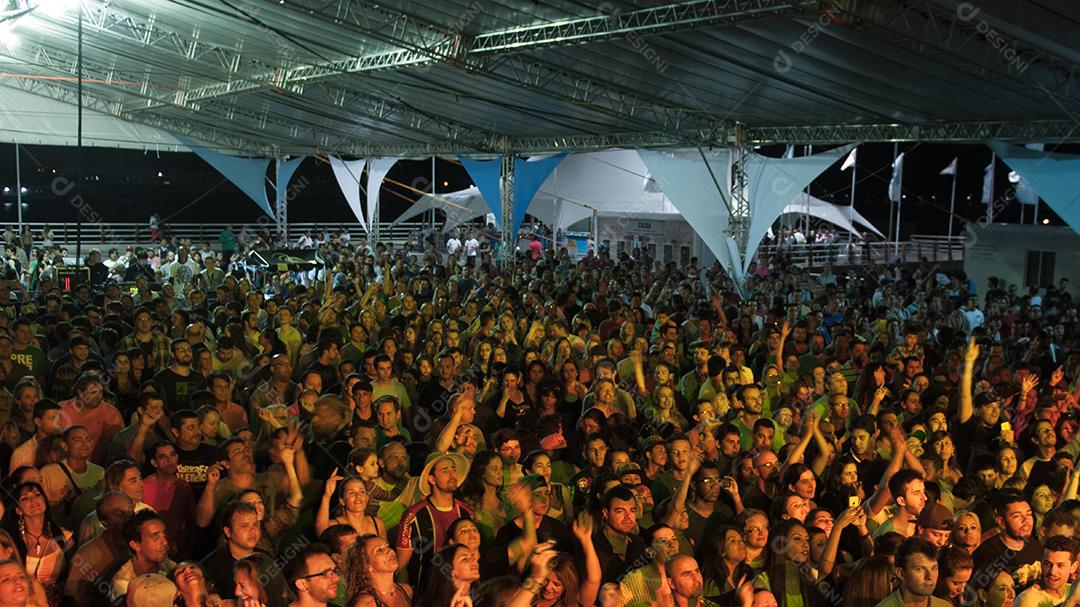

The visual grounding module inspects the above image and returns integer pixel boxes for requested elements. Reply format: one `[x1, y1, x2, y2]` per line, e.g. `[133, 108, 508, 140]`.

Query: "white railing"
[753, 235, 966, 267]
[0, 221, 431, 249]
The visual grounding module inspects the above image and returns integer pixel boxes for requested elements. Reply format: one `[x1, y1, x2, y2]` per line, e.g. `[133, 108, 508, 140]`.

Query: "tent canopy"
[0, 0, 1075, 156]
[782, 193, 885, 238]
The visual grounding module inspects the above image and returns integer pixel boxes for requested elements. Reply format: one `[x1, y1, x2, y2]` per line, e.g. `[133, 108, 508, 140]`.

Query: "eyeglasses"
[298, 566, 340, 580]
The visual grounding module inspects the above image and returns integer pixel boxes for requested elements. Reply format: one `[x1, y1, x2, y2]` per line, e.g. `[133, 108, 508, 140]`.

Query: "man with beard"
[685, 461, 737, 547]
[395, 452, 472, 589]
[169, 410, 218, 496]
[972, 490, 1043, 582]
[873, 470, 927, 539]
[153, 339, 206, 413]
[368, 439, 409, 518]
[732, 384, 765, 451]
[142, 441, 196, 559]
[1014, 536, 1077, 607]
[285, 544, 342, 607]
[874, 538, 951, 607]
[662, 554, 722, 607]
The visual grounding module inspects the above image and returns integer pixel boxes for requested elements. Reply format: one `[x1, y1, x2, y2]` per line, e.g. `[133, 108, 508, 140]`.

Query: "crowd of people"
[0, 227, 1072, 607]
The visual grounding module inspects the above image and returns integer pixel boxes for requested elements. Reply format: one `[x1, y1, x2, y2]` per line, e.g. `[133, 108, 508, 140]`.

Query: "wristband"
[522, 577, 545, 594]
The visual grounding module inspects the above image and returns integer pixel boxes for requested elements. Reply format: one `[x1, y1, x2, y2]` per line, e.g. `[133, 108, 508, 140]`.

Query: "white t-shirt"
[464, 238, 479, 256]
[447, 238, 462, 254]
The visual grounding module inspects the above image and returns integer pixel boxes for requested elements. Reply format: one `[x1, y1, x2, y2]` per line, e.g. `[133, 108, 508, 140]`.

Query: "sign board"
[624, 219, 665, 237]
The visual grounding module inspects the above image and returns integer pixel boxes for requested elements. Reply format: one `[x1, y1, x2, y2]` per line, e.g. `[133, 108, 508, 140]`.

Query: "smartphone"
[1001, 421, 1012, 432]
[849, 496, 860, 509]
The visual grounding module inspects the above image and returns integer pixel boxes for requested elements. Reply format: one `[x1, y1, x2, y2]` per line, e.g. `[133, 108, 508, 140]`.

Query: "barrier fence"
[0, 222, 965, 266]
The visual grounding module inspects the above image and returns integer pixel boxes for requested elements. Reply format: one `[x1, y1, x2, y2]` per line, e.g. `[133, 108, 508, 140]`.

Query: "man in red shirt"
[59, 372, 124, 465]
[395, 452, 471, 589]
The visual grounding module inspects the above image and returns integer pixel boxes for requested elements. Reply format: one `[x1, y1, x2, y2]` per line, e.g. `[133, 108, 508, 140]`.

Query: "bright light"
[35, 0, 80, 18]
[0, 25, 18, 49]
[2, 187, 9, 194]
[19, 187, 26, 194]
[1043, 218, 1050, 225]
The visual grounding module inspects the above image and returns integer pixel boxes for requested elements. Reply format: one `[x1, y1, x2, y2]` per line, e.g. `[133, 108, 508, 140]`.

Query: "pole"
[75, 2, 83, 287]
[431, 155, 436, 231]
[14, 144, 22, 231]
[1020, 201, 1025, 224]
[848, 158, 856, 245]
[893, 143, 900, 261]
[987, 152, 996, 223]
[1034, 201, 1040, 225]
[948, 171, 957, 242]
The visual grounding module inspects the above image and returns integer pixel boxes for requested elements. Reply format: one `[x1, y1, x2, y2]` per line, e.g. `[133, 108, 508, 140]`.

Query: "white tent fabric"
[366, 157, 398, 229]
[330, 157, 368, 232]
[638, 149, 743, 282]
[743, 144, 855, 271]
[394, 150, 678, 233]
[392, 186, 491, 231]
[0, 86, 183, 150]
[783, 193, 885, 238]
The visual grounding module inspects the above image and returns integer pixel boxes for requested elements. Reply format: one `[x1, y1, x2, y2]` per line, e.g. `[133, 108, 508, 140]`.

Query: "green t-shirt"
[11, 345, 45, 379]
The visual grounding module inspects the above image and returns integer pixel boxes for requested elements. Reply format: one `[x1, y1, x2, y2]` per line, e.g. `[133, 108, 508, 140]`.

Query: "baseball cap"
[917, 502, 954, 530]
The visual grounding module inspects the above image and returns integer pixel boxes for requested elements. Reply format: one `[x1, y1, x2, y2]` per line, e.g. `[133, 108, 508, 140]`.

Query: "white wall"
[965, 224, 1080, 296]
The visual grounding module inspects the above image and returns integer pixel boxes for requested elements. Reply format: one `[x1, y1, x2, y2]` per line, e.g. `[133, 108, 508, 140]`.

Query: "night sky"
[0, 141, 1072, 235]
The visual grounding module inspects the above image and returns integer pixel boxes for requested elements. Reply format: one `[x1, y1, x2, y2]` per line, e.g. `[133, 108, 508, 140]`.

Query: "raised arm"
[506, 483, 537, 568]
[663, 454, 700, 528]
[434, 400, 467, 454]
[958, 337, 979, 424]
[315, 467, 343, 537]
[866, 427, 907, 517]
[780, 412, 817, 479]
[818, 506, 866, 577]
[571, 512, 601, 607]
[776, 321, 790, 375]
[810, 418, 834, 477]
[195, 462, 222, 528]
[125, 407, 164, 465]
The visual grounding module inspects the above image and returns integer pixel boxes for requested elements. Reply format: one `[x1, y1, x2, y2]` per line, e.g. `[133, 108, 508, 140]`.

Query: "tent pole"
[947, 169, 956, 243]
[848, 157, 855, 246]
[15, 144, 22, 232]
[1033, 201, 1039, 225]
[1020, 201, 1025, 224]
[431, 155, 436, 231]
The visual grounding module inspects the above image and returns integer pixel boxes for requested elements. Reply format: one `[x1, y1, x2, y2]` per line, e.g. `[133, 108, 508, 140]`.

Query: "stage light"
[2, 187, 9, 194]
[1043, 218, 1050, 225]
[19, 187, 26, 194]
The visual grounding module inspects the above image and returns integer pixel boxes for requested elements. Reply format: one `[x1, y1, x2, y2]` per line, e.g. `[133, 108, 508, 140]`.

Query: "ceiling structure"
[0, 0, 1077, 157]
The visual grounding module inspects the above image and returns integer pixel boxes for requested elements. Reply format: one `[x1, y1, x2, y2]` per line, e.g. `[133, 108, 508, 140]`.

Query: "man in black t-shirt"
[153, 339, 206, 413]
[169, 409, 218, 496]
[972, 489, 1043, 583]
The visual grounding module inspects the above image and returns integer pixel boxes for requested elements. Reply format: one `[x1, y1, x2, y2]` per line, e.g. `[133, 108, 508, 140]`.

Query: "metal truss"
[468, 0, 820, 53]
[176, 0, 817, 130]
[746, 121, 1080, 145]
[832, 0, 1079, 100]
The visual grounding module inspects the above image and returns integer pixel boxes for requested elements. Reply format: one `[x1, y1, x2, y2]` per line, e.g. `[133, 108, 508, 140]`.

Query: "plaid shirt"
[119, 332, 172, 371]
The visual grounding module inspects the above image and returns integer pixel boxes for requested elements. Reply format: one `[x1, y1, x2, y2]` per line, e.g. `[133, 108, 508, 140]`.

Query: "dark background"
[0, 142, 1070, 235]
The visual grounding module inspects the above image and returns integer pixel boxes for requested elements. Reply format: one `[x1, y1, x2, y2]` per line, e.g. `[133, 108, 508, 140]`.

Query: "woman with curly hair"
[345, 534, 412, 607]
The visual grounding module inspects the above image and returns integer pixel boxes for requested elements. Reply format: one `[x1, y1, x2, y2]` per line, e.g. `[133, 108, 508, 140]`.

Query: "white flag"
[888, 153, 904, 203]
[939, 158, 957, 176]
[981, 157, 995, 204]
[840, 148, 857, 171]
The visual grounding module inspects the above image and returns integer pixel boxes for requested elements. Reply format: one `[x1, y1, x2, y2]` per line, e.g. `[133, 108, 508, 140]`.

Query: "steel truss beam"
[468, 0, 820, 53]
[832, 0, 1079, 100]
[176, 0, 817, 130]
[746, 121, 1080, 145]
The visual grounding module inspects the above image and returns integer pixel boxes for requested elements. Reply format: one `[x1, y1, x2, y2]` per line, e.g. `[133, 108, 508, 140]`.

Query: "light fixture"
[19, 187, 26, 194]
[1043, 218, 1050, 225]
[2, 187, 9, 194]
